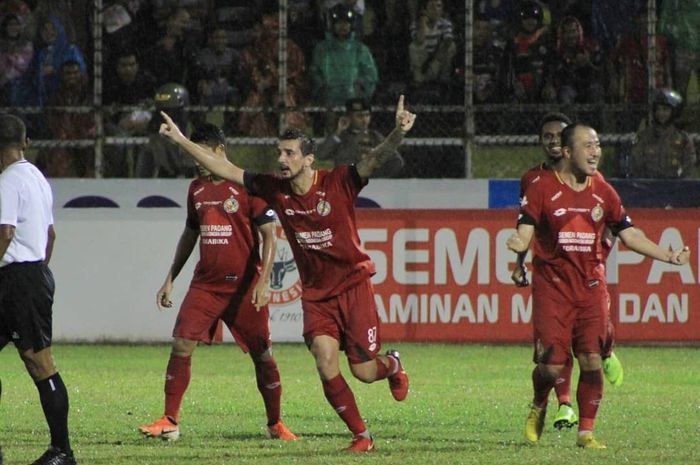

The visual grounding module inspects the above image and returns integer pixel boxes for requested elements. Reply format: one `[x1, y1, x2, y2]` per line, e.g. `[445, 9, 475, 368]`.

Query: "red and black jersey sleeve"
[244, 171, 279, 204]
[603, 183, 634, 236]
[518, 176, 545, 227]
[336, 165, 367, 200]
[185, 179, 200, 231]
[250, 195, 277, 227]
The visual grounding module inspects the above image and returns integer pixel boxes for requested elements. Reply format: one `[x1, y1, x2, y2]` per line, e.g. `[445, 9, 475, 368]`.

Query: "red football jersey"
[520, 170, 630, 298]
[520, 165, 614, 259]
[519, 162, 549, 199]
[186, 178, 275, 292]
[246, 165, 375, 302]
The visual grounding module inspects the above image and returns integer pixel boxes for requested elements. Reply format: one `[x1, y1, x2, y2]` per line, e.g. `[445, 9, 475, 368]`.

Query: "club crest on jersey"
[223, 196, 239, 213]
[269, 223, 302, 305]
[591, 204, 603, 222]
[316, 199, 331, 216]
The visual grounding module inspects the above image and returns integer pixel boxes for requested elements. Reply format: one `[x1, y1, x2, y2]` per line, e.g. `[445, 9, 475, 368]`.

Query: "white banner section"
[49, 179, 488, 343]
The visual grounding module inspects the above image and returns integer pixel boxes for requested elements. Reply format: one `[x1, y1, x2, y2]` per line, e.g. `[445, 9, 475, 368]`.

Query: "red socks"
[532, 365, 555, 408]
[254, 358, 282, 426]
[322, 374, 366, 435]
[577, 369, 603, 432]
[554, 357, 574, 405]
[164, 354, 191, 421]
[373, 357, 392, 381]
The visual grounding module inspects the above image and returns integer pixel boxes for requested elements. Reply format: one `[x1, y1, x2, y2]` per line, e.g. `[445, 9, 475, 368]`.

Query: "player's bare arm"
[356, 95, 416, 179]
[252, 221, 276, 311]
[159, 111, 245, 186]
[157, 226, 199, 310]
[511, 251, 529, 287]
[45, 225, 56, 264]
[506, 224, 534, 254]
[0, 224, 14, 259]
[618, 227, 690, 265]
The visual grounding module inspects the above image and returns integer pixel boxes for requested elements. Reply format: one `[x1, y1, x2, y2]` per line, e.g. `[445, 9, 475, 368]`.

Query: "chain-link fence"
[1, 0, 697, 179]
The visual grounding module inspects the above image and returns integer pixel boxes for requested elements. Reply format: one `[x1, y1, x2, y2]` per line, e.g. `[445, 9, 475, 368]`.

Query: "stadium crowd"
[0, 0, 697, 178]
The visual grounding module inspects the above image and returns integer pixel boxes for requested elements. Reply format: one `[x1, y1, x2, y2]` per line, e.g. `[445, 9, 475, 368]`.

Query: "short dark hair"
[191, 123, 226, 149]
[279, 128, 316, 155]
[561, 122, 591, 150]
[0, 113, 26, 151]
[540, 112, 572, 131]
[345, 98, 370, 113]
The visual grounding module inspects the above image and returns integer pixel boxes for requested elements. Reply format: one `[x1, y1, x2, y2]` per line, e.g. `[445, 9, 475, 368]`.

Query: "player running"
[157, 95, 415, 452]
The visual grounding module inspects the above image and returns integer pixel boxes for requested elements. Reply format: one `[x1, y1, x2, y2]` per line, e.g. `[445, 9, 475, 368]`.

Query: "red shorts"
[531, 286, 609, 365]
[173, 284, 270, 355]
[302, 278, 381, 364]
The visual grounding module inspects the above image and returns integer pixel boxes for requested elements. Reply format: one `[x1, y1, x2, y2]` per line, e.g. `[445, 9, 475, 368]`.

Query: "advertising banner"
[353, 209, 699, 343]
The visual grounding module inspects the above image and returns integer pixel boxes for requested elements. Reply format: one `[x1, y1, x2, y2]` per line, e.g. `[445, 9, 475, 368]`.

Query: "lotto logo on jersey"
[223, 196, 239, 214]
[269, 224, 302, 305]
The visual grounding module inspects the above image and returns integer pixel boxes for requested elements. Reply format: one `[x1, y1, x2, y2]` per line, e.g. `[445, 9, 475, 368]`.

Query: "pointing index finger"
[397, 94, 404, 114]
[160, 111, 173, 125]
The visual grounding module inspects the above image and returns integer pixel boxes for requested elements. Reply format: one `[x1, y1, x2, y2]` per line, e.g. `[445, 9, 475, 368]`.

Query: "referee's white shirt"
[0, 160, 54, 265]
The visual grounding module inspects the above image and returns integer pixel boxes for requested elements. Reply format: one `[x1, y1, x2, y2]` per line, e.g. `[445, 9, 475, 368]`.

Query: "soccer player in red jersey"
[139, 124, 297, 442]
[507, 123, 690, 448]
[158, 95, 416, 452]
[514, 112, 624, 433]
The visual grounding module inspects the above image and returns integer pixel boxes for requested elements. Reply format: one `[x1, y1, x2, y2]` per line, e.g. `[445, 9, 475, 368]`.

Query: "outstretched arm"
[159, 111, 245, 186]
[356, 95, 416, 179]
[618, 227, 690, 265]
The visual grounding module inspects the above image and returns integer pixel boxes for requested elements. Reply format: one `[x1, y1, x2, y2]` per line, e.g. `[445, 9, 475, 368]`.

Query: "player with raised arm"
[158, 95, 416, 452]
[138, 123, 297, 442]
[507, 123, 690, 448]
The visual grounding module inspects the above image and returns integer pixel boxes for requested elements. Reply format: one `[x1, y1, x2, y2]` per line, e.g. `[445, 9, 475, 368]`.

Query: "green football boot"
[603, 352, 624, 387]
[553, 403, 578, 430]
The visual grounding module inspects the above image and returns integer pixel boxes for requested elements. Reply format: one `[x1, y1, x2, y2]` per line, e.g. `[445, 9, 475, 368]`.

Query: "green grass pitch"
[1, 344, 698, 465]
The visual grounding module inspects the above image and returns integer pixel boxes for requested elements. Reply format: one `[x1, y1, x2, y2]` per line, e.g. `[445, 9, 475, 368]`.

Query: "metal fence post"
[464, 0, 474, 179]
[647, 0, 657, 126]
[279, 0, 289, 134]
[92, 0, 104, 178]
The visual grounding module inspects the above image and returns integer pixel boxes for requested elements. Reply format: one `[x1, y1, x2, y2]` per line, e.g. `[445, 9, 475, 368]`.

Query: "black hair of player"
[0, 113, 26, 151]
[280, 128, 316, 155]
[540, 112, 572, 132]
[560, 122, 593, 150]
[191, 123, 226, 150]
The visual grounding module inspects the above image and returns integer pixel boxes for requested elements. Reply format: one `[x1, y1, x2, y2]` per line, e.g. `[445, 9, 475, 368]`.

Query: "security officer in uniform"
[137, 83, 196, 178]
[316, 98, 404, 177]
[626, 88, 697, 178]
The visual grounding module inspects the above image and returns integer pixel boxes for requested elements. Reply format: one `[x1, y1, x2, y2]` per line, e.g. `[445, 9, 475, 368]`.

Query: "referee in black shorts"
[0, 114, 76, 465]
